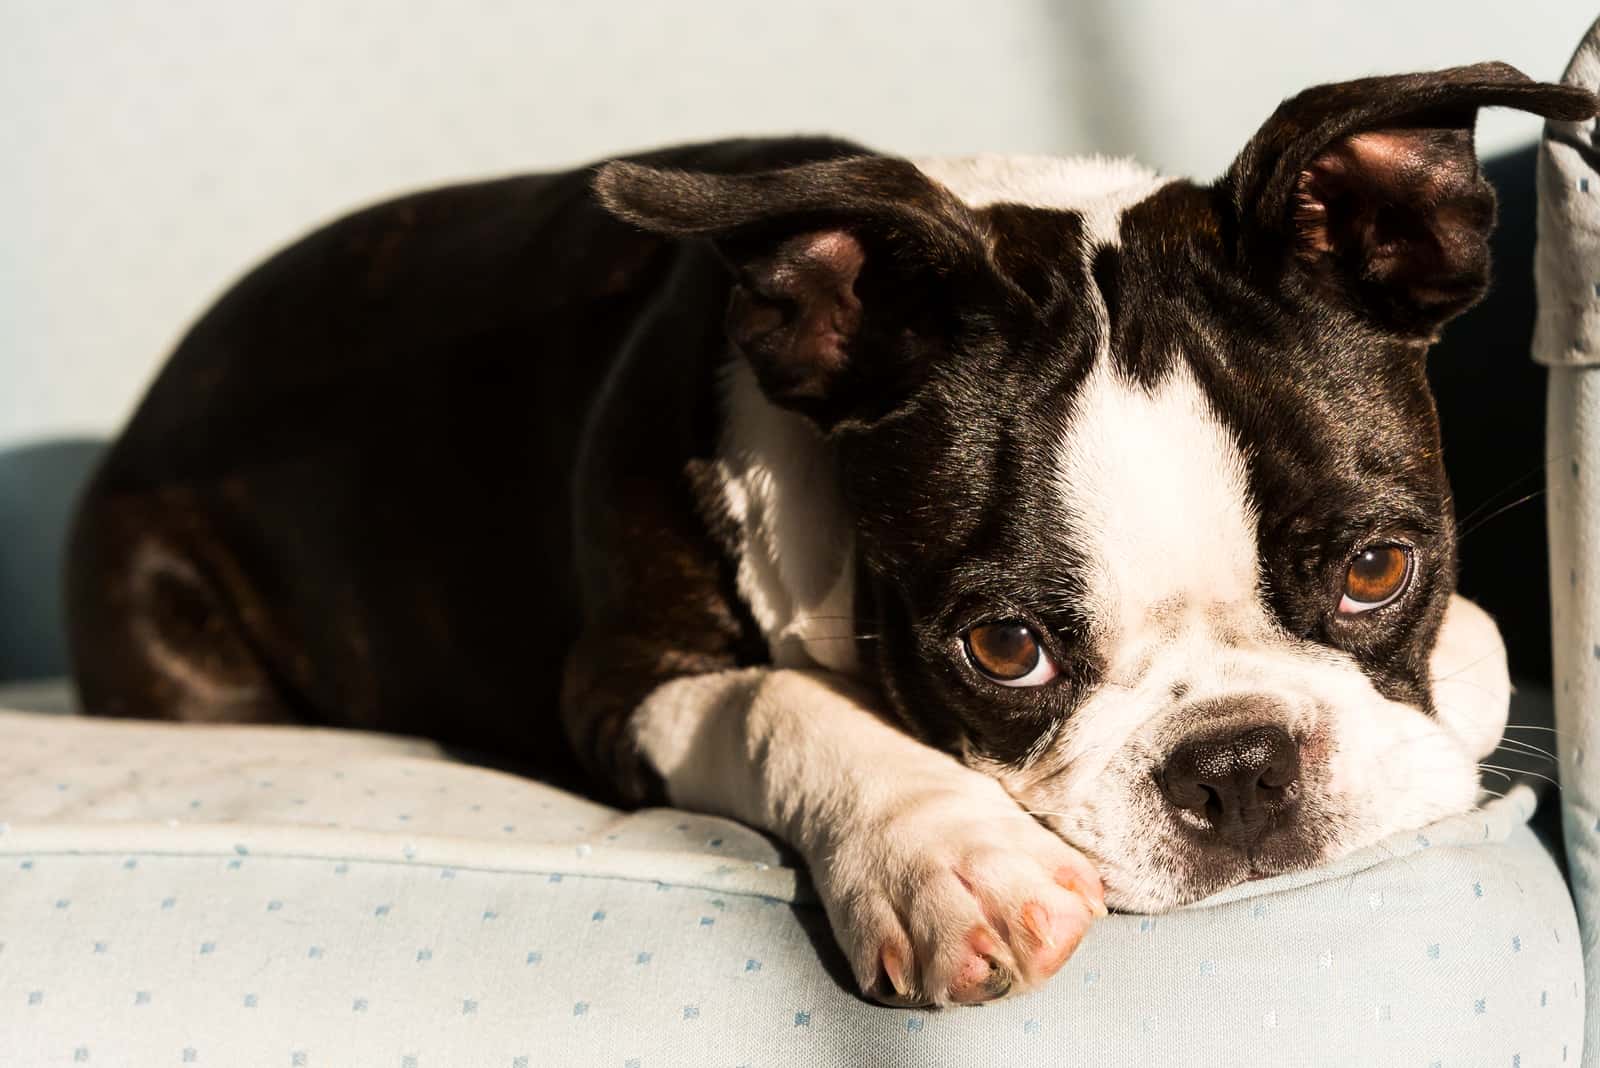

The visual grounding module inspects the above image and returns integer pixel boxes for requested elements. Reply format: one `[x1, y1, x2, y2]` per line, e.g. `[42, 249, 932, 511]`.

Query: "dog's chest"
[712, 362, 860, 676]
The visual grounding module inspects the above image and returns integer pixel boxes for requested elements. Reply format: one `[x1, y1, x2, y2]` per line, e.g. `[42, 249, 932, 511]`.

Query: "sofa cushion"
[0, 698, 1583, 1067]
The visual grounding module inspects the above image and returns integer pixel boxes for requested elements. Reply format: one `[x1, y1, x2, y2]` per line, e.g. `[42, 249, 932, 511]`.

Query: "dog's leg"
[66, 488, 296, 724]
[633, 666, 1105, 1006]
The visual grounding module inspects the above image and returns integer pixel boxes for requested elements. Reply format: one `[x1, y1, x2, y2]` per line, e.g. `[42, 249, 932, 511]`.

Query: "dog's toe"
[944, 928, 1014, 1003]
[1013, 894, 1094, 982]
[825, 806, 1104, 1008]
[949, 858, 1097, 995]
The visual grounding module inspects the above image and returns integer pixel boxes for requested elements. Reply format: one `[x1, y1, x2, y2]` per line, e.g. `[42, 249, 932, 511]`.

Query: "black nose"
[1159, 725, 1300, 848]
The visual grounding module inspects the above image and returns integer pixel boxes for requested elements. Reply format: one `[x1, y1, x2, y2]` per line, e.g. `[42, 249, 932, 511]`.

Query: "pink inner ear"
[760, 231, 866, 374]
[1343, 130, 1434, 171]
[726, 229, 868, 407]
[1292, 129, 1472, 260]
[795, 231, 866, 280]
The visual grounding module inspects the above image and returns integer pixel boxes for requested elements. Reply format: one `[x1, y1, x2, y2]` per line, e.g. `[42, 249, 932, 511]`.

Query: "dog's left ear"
[593, 155, 991, 428]
[1225, 62, 1597, 340]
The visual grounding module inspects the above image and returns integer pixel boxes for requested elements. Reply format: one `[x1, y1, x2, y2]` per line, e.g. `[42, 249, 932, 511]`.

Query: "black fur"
[65, 66, 1596, 817]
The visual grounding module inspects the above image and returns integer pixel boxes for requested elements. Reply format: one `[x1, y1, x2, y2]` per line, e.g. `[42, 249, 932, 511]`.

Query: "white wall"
[2, 0, 1592, 450]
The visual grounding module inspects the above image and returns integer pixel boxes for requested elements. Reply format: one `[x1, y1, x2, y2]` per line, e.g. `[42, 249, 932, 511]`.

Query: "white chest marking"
[715, 361, 860, 675]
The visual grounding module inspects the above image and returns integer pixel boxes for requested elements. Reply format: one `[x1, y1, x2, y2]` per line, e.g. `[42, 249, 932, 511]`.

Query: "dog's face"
[599, 64, 1591, 909]
[825, 162, 1513, 910]
[834, 169, 1490, 909]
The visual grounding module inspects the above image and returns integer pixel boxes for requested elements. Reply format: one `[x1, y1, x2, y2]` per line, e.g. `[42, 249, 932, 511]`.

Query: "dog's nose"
[1159, 725, 1300, 848]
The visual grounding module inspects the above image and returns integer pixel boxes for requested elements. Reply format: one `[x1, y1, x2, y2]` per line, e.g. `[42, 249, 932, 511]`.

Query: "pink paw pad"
[947, 929, 1013, 1004]
[1019, 899, 1091, 977]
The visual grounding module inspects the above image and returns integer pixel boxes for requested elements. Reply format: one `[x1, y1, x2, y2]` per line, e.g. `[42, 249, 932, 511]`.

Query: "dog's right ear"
[594, 157, 989, 427]
[1224, 63, 1597, 340]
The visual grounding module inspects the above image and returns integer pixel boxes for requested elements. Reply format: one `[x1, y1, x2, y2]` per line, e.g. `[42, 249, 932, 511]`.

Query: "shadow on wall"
[0, 439, 104, 682]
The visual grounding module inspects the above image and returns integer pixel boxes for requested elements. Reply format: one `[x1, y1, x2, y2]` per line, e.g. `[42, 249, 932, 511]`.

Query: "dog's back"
[65, 136, 860, 765]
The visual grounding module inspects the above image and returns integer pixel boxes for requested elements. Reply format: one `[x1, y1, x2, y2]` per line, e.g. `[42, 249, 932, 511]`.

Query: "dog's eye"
[963, 622, 1059, 687]
[1338, 545, 1412, 614]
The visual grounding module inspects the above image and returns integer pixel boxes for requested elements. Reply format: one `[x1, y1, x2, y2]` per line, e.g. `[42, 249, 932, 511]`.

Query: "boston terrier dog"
[66, 64, 1596, 1006]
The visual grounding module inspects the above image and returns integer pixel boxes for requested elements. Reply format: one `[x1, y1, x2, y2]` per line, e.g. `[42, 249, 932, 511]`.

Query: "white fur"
[1004, 353, 1509, 911]
[913, 154, 1172, 246]
[1054, 357, 1261, 656]
[1427, 593, 1513, 761]
[996, 591, 1501, 913]
[647, 348, 1106, 1004]
[634, 667, 1101, 1005]
[713, 361, 859, 675]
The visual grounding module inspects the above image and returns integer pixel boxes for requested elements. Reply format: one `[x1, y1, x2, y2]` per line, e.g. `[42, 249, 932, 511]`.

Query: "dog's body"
[67, 65, 1595, 1006]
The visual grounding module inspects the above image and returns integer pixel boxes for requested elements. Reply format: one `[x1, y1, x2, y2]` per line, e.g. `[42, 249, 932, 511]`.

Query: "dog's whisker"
[1490, 737, 1558, 763]
[1458, 488, 1546, 540]
[1365, 732, 1473, 760]
[1453, 450, 1577, 528]
[781, 614, 881, 624]
[1429, 647, 1504, 684]
[1477, 762, 1561, 790]
[772, 633, 883, 646]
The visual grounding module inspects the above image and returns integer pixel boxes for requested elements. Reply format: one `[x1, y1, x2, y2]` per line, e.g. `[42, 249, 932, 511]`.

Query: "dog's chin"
[1112, 835, 1331, 912]
[1077, 776, 1483, 913]
[1083, 823, 1337, 913]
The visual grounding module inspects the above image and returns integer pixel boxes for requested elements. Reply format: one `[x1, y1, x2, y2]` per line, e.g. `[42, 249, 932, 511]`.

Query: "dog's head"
[598, 64, 1596, 909]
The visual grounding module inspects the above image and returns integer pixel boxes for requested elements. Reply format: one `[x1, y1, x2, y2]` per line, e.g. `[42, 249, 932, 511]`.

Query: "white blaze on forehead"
[912, 154, 1173, 247]
[1054, 359, 1260, 636]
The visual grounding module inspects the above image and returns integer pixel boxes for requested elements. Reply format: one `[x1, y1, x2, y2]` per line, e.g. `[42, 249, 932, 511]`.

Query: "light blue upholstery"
[1535, 17, 1600, 1059]
[0, 699, 1584, 1066]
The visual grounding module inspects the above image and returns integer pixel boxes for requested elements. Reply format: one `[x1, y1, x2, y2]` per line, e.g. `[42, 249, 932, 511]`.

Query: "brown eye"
[964, 622, 1058, 687]
[1339, 545, 1412, 613]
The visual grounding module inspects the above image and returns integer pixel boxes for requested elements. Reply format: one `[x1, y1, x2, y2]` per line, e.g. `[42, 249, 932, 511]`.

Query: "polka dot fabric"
[0, 696, 1583, 1066]
[1535, 16, 1600, 1061]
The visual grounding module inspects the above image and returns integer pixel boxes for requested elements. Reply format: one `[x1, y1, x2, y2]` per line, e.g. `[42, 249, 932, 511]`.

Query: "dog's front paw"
[813, 793, 1105, 1007]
